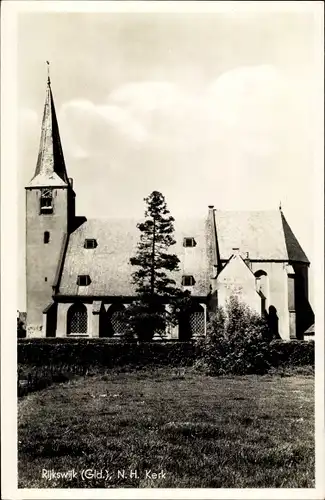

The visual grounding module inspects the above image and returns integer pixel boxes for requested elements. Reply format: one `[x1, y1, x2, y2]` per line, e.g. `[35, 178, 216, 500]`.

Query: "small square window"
[84, 239, 97, 249]
[182, 275, 195, 286]
[183, 237, 196, 248]
[77, 275, 91, 286]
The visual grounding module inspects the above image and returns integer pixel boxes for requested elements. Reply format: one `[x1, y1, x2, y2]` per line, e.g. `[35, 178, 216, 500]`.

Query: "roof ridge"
[214, 209, 280, 213]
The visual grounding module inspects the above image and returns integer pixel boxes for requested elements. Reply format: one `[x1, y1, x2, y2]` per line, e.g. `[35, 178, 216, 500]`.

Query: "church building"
[25, 78, 314, 340]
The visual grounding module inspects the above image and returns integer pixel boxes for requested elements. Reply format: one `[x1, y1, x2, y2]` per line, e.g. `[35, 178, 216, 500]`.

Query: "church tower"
[25, 72, 75, 337]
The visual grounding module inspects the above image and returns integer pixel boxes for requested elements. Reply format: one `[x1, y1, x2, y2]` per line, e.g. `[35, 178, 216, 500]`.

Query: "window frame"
[77, 275, 91, 286]
[182, 275, 196, 286]
[84, 238, 98, 249]
[44, 231, 50, 244]
[183, 237, 196, 248]
[67, 303, 88, 335]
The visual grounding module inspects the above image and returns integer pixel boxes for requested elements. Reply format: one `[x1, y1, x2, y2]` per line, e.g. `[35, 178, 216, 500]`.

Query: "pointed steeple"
[28, 68, 69, 187]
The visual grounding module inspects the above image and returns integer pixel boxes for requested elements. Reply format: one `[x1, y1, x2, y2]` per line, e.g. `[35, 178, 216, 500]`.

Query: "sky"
[17, 5, 322, 310]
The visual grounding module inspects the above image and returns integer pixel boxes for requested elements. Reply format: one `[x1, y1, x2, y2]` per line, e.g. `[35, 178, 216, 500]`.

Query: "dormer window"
[84, 239, 97, 249]
[40, 188, 53, 214]
[77, 275, 91, 286]
[182, 275, 196, 286]
[183, 237, 196, 248]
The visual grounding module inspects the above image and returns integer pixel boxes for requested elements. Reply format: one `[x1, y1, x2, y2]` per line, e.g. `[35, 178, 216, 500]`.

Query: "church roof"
[280, 211, 310, 264]
[57, 209, 309, 298]
[27, 78, 70, 188]
[214, 210, 309, 263]
[57, 217, 210, 297]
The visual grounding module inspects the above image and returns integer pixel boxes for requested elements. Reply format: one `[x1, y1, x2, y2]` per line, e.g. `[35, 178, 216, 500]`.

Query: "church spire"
[27, 65, 69, 187]
[47, 60, 51, 86]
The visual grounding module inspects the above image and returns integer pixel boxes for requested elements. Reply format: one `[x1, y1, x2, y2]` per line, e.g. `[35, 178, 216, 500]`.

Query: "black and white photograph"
[1, 1, 324, 498]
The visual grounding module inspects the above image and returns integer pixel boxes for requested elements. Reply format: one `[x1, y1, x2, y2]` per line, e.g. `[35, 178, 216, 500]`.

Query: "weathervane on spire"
[46, 61, 50, 85]
[279, 201, 282, 211]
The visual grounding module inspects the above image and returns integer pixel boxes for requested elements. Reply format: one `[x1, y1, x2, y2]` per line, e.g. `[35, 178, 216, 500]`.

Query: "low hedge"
[18, 339, 197, 368]
[268, 340, 314, 367]
[17, 338, 313, 371]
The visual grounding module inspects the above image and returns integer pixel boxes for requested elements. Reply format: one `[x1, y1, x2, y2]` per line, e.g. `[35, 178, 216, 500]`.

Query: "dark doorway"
[99, 308, 113, 338]
[45, 303, 57, 337]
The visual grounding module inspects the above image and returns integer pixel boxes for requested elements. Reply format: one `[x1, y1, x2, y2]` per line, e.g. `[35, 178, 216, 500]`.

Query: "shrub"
[121, 300, 167, 341]
[17, 317, 26, 339]
[196, 296, 273, 375]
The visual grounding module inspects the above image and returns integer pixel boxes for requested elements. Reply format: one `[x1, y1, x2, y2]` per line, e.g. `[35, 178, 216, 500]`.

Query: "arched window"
[189, 304, 205, 337]
[254, 270, 268, 296]
[108, 304, 127, 336]
[44, 231, 50, 244]
[179, 303, 205, 340]
[67, 303, 88, 334]
[99, 304, 127, 337]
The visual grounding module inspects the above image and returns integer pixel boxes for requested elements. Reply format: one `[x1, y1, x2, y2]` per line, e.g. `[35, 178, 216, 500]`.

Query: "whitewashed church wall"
[56, 303, 71, 337]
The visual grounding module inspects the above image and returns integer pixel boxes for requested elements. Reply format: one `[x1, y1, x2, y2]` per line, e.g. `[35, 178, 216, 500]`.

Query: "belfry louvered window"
[67, 303, 88, 334]
[40, 188, 53, 214]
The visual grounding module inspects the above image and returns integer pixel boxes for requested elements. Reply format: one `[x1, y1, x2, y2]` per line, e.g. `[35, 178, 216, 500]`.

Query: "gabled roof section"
[214, 210, 309, 263]
[27, 79, 69, 188]
[216, 252, 255, 282]
[214, 253, 261, 302]
[280, 211, 309, 263]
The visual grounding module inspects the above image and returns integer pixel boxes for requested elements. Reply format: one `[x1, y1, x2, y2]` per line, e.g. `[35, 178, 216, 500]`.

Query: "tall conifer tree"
[130, 191, 180, 297]
[127, 191, 184, 340]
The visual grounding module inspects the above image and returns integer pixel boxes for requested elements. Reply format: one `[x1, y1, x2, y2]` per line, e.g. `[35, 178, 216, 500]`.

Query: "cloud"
[55, 64, 306, 169]
[19, 108, 38, 125]
[59, 99, 147, 158]
[109, 82, 184, 113]
[19, 108, 39, 142]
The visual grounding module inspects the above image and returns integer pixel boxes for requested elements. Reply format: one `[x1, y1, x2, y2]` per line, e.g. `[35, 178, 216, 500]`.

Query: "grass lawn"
[18, 368, 314, 488]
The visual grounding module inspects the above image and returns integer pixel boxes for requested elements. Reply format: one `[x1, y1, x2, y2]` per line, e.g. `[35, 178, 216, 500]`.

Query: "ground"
[18, 368, 314, 488]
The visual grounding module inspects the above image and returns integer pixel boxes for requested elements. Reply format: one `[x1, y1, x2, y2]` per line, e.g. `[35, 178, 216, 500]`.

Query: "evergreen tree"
[130, 191, 180, 297]
[126, 191, 185, 341]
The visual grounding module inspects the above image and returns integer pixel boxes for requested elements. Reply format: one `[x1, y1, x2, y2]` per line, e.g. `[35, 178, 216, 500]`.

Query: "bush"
[17, 317, 26, 339]
[196, 296, 281, 375]
[121, 300, 166, 341]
